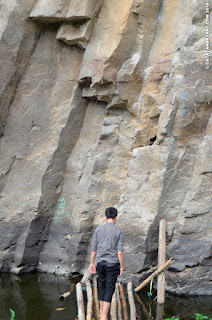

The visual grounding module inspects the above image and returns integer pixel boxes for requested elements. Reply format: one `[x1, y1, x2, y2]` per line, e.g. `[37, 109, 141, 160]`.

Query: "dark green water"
[0, 273, 211, 320]
[0, 273, 77, 320]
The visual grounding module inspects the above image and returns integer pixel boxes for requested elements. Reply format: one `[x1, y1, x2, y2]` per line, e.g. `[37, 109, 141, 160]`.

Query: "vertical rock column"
[0, 25, 85, 273]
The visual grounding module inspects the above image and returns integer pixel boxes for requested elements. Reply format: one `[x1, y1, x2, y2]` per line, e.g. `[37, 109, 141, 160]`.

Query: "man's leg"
[100, 301, 111, 320]
[99, 300, 104, 318]
[101, 264, 119, 320]
[96, 264, 106, 318]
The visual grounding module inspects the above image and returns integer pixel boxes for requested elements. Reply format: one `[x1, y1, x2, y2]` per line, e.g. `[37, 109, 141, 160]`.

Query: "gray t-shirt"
[91, 222, 124, 263]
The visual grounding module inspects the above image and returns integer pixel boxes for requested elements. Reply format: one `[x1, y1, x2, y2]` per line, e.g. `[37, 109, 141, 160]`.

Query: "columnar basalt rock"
[56, 0, 104, 49]
[0, 0, 211, 295]
[30, 0, 99, 22]
[0, 0, 43, 136]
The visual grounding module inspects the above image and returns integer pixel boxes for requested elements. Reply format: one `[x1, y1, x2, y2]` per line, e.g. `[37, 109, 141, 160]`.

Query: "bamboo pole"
[110, 288, 117, 320]
[127, 282, 136, 320]
[116, 283, 122, 320]
[76, 282, 85, 320]
[119, 283, 129, 320]
[60, 283, 75, 301]
[134, 258, 174, 293]
[60, 266, 91, 301]
[157, 219, 166, 304]
[86, 281, 93, 320]
[81, 267, 91, 284]
[60, 291, 70, 301]
[92, 276, 100, 320]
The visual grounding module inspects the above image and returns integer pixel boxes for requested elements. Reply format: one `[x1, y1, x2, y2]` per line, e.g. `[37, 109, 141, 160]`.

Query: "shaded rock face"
[0, 0, 211, 295]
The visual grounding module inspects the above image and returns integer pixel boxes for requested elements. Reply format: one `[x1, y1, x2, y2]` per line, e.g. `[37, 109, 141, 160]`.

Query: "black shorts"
[96, 261, 120, 303]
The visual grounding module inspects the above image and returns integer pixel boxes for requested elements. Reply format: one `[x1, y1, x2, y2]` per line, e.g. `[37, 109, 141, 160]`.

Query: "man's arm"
[117, 230, 124, 276]
[118, 251, 124, 276]
[90, 251, 96, 274]
[90, 229, 98, 274]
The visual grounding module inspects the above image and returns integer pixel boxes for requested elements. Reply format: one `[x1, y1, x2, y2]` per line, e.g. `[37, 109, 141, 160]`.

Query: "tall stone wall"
[0, 0, 211, 295]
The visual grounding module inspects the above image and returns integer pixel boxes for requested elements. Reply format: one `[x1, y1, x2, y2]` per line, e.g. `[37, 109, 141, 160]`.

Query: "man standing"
[90, 207, 124, 320]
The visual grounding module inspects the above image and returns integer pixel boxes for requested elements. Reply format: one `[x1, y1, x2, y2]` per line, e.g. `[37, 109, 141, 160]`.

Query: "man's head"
[105, 207, 118, 220]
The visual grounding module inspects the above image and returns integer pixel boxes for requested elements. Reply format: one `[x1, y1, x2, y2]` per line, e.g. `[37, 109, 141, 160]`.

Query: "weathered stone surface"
[30, 0, 101, 22]
[56, 20, 93, 49]
[0, 0, 211, 296]
[0, 25, 85, 273]
[56, 0, 103, 49]
[0, 0, 43, 136]
[78, 0, 135, 86]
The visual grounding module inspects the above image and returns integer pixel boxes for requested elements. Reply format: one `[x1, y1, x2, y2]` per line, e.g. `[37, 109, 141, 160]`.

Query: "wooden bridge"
[60, 220, 174, 319]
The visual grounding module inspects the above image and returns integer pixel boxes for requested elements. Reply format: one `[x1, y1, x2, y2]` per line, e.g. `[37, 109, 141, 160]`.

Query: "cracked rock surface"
[0, 0, 211, 295]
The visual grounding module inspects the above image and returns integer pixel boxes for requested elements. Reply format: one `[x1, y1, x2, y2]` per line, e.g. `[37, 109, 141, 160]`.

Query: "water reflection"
[135, 289, 212, 320]
[0, 273, 211, 320]
[156, 304, 164, 320]
[164, 293, 212, 320]
[0, 273, 78, 320]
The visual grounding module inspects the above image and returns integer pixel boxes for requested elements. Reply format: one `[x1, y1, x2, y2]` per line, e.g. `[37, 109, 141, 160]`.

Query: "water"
[0, 273, 78, 320]
[135, 290, 212, 320]
[0, 273, 211, 320]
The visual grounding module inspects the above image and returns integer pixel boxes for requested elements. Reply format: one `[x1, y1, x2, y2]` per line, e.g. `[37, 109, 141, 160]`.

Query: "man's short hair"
[105, 207, 118, 219]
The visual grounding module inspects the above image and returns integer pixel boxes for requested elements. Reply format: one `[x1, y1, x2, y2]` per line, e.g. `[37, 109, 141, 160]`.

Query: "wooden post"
[116, 283, 122, 320]
[127, 282, 136, 320]
[119, 283, 129, 320]
[86, 281, 93, 320]
[92, 276, 100, 320]
[134, 258, 174, 293]
[110, 288, 117, 320]
[156, 303, 165, 320]
[76, 282, 85, 320]
[157, 219, 166, 304]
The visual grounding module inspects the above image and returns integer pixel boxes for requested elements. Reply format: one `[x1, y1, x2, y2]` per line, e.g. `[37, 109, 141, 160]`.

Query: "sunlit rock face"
[0, 0, 211, 295]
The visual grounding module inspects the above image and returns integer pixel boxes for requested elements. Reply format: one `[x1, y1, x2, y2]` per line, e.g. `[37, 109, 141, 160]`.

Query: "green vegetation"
[10, 309, 15, 320]
[195, 314, 212, 320]
[164, 314, 212, 320]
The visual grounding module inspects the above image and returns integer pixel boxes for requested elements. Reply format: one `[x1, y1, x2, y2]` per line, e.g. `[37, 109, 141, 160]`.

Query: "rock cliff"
[0, 0, 211, 295]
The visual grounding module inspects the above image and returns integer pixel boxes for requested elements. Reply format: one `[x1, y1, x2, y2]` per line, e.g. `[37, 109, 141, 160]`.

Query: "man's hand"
[119, 266, 124, 277]
[90, 251, 96, 274]
[90, 262, 96, 274]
